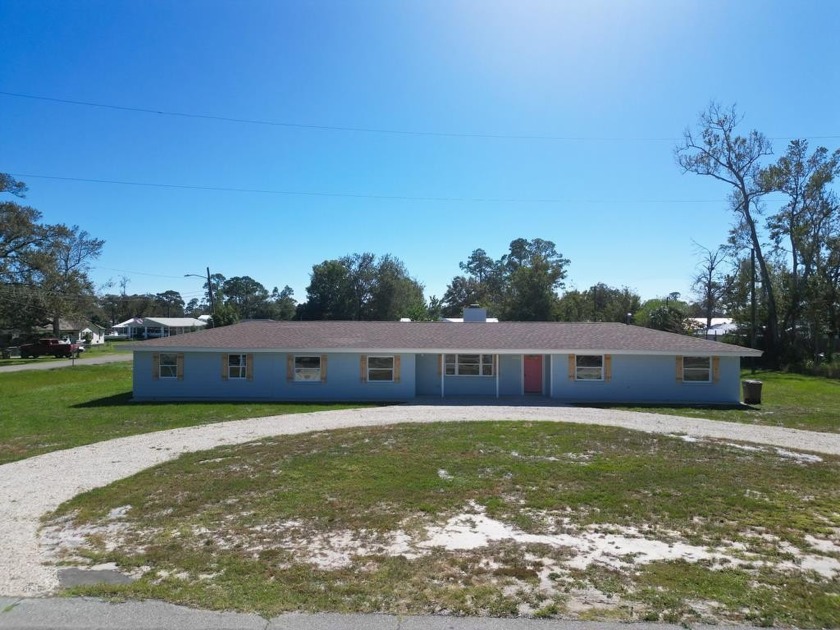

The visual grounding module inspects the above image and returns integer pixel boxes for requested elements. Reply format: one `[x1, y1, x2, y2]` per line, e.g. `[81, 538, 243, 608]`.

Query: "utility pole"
[206, 266, 216, 316]
[185, 268, 217, 327]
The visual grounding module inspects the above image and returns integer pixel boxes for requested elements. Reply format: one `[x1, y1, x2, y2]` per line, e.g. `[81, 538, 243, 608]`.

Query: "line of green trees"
[97, 278, 297, 328]
[81, 240, 708, 335]
[0, 174, 104, 339]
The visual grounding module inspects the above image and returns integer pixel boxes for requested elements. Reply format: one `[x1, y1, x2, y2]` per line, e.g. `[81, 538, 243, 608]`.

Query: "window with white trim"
[367, 356, 394, 382]
[294, 355, 321, 381]
[683, 356, 711, 382]
[444, 354, 494, 376]
[575, 355, 604, 381]
[159, 353, 178, 379]
[228, 354, 247, 379]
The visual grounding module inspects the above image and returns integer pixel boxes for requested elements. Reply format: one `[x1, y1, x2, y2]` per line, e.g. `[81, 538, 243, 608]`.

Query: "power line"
[0, 90, 677, 142]
[0, 287, 206, 304]
[6, 90, 837, 143]
[92, 265, 194, 280]
[10, 173, 726, 205]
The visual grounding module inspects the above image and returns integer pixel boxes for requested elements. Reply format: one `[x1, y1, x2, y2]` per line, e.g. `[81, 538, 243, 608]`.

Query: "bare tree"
[691, 242, 730, 330]
[675, 103, 779, 362]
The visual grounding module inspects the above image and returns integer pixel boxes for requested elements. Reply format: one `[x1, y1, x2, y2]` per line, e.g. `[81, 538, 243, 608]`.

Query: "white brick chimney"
[463, 304, 487, 322]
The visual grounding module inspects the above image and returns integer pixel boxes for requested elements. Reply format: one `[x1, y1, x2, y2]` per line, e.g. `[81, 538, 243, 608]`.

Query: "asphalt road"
[0, 353, 132, 373]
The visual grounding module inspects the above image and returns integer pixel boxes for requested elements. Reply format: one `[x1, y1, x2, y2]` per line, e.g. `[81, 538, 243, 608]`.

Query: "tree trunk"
[742, 205, 780, 366]
[705, 272, 714, 331]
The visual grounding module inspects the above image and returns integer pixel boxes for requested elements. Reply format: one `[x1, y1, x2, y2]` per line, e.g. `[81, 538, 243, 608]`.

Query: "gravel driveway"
[2, 404, 838, 597]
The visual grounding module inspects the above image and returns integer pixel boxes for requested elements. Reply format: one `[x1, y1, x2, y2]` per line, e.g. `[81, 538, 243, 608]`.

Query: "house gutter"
[129, 346, 762, 358]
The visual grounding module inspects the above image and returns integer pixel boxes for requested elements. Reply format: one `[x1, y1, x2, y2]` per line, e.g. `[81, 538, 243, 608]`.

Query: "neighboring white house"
[691, 318, 738, 340]
[109, 317, 207, 339]
[77, 322, 108, 345]
[35, 320, 107, 345]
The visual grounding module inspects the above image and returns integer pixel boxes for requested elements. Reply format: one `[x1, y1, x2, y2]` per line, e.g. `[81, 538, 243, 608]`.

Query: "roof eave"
[131, 346, 762, 357]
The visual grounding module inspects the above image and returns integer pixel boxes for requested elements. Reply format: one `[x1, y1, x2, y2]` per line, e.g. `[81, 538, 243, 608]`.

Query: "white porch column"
[550, 354, 555, 398]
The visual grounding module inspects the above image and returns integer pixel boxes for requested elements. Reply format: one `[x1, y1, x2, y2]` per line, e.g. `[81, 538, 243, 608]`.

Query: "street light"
[185, 267, 216, 321]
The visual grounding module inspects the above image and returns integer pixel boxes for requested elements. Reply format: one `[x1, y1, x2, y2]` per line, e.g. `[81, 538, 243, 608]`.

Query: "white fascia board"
[132, 347, 759, 357]
[358, 348, 754, 357]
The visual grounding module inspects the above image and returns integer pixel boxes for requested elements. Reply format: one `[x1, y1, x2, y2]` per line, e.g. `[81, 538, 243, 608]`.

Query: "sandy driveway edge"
[2, 405, 838, 597]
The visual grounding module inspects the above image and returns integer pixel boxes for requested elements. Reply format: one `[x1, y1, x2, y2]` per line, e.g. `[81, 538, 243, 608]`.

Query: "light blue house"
[132, 309, 761, 405]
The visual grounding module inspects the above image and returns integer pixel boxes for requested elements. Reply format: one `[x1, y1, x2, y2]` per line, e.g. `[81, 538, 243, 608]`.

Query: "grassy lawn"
[0, 362, 371, 465]
[47, 422, 840, 627]
[3, 366, 840, 466]
[592, 370, 840, 433]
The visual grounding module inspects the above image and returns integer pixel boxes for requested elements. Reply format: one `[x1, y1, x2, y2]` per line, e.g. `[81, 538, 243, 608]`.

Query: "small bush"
[788, 358, 840, 380]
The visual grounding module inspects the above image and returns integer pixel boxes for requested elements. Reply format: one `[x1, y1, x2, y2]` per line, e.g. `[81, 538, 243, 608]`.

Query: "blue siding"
[134, 351, 743, 404]
[416, 354, 520, 398]
[415, 354, 442, 396]
[498, 354, 522, 396]
[134, 352, 415, 401]
[443, 373, 497, 396]
[550, 354, 741, 404]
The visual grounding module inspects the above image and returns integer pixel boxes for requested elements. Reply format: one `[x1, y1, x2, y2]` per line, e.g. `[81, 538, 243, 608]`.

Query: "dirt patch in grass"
[43, 422, 840, 626]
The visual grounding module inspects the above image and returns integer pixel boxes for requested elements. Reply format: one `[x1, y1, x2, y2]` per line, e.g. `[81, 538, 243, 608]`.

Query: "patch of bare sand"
[45, 500, 840, 617]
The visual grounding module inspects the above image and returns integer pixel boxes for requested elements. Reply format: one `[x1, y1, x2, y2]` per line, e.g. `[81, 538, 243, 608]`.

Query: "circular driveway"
[2, 404, 838, 597]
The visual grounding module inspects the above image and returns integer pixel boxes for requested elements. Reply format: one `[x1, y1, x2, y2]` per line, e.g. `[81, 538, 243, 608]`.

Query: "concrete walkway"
[0, 597, 738, 630]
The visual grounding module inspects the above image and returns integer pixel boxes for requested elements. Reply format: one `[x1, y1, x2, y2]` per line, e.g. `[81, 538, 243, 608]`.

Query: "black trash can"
[742, 380, 763, 405]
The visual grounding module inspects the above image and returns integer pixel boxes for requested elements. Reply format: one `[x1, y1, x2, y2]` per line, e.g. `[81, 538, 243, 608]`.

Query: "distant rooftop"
[114, 317, 207, 328]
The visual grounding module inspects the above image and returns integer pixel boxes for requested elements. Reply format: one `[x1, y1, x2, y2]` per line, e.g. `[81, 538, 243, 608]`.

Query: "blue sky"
[2, 0, 839, 308]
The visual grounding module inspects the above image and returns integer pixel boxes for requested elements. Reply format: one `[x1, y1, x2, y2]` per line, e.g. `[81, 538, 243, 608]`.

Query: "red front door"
[524, 355, 543, 394]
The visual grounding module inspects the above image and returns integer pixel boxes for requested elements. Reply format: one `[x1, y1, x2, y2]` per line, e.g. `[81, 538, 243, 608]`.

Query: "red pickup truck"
[19, 338, 84, 359]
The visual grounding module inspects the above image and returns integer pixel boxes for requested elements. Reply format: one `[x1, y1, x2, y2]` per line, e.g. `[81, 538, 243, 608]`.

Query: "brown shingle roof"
[133, 320, 761, 356]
